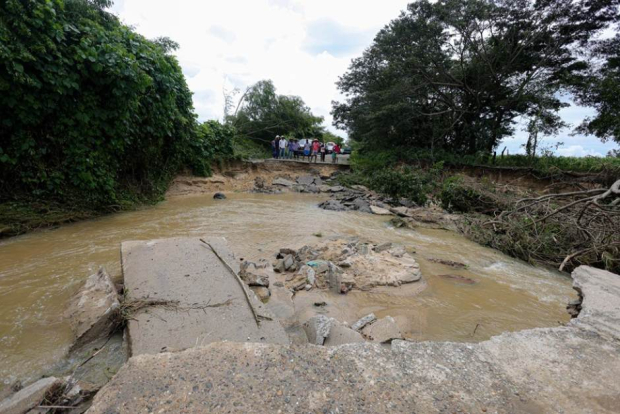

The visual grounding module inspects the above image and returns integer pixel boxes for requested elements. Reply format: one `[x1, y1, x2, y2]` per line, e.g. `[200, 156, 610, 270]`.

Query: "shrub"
[0, 0, 196, 206]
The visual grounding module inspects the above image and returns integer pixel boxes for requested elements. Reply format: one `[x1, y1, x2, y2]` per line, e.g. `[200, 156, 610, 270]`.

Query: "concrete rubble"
[121, 237, 288, 356]
[86, 265, 620, 413]
[0, 377, 63, 414]
[65, 267, 120, 350]
[361, 316, 403, 343]
[277, 238, 423, 293]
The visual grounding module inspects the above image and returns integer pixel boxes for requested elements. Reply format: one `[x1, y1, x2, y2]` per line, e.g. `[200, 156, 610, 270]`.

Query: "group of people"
[271, 136, 341, 163]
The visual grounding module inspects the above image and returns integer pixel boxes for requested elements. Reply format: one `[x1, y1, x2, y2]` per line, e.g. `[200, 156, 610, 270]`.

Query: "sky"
[109, 0, 619, 157]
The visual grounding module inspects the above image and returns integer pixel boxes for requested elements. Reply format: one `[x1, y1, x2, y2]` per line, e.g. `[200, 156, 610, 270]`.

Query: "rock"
[362, 316, 403, 343]
[327, 264, 343, 294]
[390, 217, 409, 228]
[272, 259, 285, 273]
[66, 268, 120, 350]
[303, 185, 320, 194]
[272, 178, 296, 187]
[250, 287, 271, 302]
[388, 245, 407, 258]
[329, 186, 345, 193]
[352, 198, 372, 213]
[0, 377, 64, 414]
[319, 199, 346, 212]
[296, 175, 318, 186]
[303, 315, 334, 345]
[324, 322, 365, 346]
[304, 284, 313, 291]
[400, 272, 422, 283]
[279, 248, 296, 256]
[297, 265, 316, 286]
[313, 301, 327, 307]
[351, 313, 377, 332]
[254, 176, 266, 189]
[428, 258, 467, 268]
[307, 260, 330, 274]
[438, 274, 477, 284]
[239, 262, 270, 287]
[390, 206, 414, 217]
[374, 242, 392, 253]
[213, 192, 226, 200]
[370, 205, 392, 215]
[357, 244, 370, 255]
[351, 185, 369, 191]
[283, 254, 295, 271]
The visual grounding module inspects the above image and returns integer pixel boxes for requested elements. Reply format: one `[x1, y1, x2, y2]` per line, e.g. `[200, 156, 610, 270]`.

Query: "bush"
[440, 175, 508, 214]
[0, 0, 196, 206]
[185, 121, 235, 176]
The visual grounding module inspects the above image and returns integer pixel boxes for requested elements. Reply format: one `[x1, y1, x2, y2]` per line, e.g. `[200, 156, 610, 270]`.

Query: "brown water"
[0, 193, 575, 387]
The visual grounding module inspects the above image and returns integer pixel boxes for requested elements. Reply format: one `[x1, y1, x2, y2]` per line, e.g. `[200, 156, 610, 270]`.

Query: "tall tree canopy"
[0, 0, 197, 205]
[228, 80, 324, 143]
[575, 33, 620, 144]
[332, 0, 619, 155]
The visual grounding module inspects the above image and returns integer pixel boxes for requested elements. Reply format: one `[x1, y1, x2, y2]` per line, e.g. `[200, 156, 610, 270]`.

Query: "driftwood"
[486, 179, 620, 272]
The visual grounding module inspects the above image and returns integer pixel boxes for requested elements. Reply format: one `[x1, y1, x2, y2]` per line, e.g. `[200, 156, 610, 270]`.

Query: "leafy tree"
[228, 80, 324, 144]
[332, 0, 618, 155]
[0, 0, 198, 206]
[575, 34, 620, 144]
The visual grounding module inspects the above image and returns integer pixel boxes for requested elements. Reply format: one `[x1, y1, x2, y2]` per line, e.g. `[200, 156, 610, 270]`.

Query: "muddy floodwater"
[0, 193, 575, 387]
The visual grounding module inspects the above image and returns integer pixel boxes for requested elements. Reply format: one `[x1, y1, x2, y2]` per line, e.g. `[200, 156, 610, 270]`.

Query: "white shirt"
[279, 139, 287, 149]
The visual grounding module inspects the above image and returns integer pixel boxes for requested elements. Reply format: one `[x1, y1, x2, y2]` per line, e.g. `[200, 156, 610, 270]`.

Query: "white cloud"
[110, 0, 620, 156]
[109, 0, 409, 135]
[556, 145, 604, 158]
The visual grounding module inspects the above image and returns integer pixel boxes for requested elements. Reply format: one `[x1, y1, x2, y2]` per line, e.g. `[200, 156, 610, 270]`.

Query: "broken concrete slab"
[65, 267, 120, 350]
[569, 266, 620, 340]
[351, 313, 377, 331]
[272, 178, 296, 187]
[86, 265, 620, 413]
[303, 315, 333, 345]
[239, 262, 270, 287]
[0, 377, 63, 414]
[370, 205, 392, 215]
[121, 237, 288, 355]
[323, 322, 365, 346]
[361, 316, 403, 343]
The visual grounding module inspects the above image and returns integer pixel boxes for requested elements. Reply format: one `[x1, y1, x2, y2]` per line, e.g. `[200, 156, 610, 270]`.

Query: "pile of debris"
[255, 174, 348, 195]
[303, 312, 404, 347]
[272, 238, 423, 293]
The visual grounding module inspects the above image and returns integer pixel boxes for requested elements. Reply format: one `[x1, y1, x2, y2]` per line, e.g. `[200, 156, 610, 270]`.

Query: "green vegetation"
[332, 0, 618, 155]
[226, 80, 324, 145]
[0, 0, 236, 236]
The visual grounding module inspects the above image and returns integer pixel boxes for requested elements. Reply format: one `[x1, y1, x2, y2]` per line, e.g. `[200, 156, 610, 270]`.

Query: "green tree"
[332, 0, 618, 155]
[0, 0, 197, 205]
[228, 80, 324, 144]
[575, 34, 620, 144]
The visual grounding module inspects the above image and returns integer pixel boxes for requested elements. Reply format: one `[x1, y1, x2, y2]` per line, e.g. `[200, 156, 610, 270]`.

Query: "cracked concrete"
[88, 265, 620, 413]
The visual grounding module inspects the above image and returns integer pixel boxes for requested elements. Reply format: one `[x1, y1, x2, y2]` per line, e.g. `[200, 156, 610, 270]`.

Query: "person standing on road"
[288, 139, 296, 159]
[320, 142, 326, 162]
[279, 136, 288, 159]
[273, 136, 280, 159]
[332, 143, 340, 164]
[303, 140, 311, 160]
[311, 139, 320, 163]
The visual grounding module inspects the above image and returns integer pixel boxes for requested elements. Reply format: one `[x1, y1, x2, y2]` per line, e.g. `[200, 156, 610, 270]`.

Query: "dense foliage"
[227, 80, 325, 145]
[0, 0, 198, 206]
[332, 0, 619, 155]
[575, 33, 620, 144]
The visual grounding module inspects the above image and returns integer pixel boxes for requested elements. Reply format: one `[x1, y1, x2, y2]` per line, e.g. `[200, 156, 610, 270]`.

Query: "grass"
[351, 148, 620, 177]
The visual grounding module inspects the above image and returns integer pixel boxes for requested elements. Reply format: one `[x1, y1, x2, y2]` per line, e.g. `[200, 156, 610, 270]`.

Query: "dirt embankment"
[166, 160, 348, 197]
